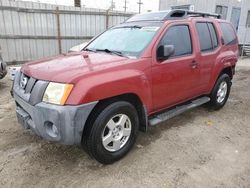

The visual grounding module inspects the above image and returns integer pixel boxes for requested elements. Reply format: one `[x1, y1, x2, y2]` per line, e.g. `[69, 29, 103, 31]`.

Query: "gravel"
[0, 58, 250, 188]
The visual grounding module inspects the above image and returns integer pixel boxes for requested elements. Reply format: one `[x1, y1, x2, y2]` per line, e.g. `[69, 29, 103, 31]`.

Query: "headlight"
[42, 82, 74, 105]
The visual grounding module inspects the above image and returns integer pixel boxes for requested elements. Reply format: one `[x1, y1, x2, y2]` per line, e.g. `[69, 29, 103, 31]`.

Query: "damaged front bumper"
[13, 71, 97, 145]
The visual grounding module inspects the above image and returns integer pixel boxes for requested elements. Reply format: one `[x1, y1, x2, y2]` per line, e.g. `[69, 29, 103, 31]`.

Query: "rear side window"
[160, 25, 192, 57]
[220, 22, 237, 45]
[207, 23, 218, 48]
[196, 22, 213, 52]
[196, 22, 219, 52]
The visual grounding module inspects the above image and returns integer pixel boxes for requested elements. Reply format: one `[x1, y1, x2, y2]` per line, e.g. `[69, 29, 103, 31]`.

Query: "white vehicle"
[68, 42, 89, 52]
[9, 66, 21, 80]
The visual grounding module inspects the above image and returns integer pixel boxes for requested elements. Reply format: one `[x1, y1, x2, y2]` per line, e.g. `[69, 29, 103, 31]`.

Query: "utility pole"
[106, 0, 115, 29]
[137, 0, 143, 13]
[74, 0, 81, 7]
[241, 0, 249, 58]
[110, 0, 115, 11]
[123, 0, 128, 12]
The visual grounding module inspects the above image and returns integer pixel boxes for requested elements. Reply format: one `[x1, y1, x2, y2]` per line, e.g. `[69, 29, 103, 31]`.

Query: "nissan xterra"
[12, 10, 239, 164]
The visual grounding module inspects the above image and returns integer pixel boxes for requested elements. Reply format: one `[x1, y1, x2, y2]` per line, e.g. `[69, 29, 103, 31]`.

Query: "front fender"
[66, 69, 152, 111]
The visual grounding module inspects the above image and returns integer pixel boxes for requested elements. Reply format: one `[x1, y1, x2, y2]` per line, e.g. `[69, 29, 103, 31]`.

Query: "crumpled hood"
[21, 52, 130, 83]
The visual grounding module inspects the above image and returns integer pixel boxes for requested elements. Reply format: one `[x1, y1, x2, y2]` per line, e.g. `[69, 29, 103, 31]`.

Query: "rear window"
[220, 22, 237, 45]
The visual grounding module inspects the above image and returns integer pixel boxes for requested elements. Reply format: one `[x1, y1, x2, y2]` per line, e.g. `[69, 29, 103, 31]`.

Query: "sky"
[19, 0, 160, 13]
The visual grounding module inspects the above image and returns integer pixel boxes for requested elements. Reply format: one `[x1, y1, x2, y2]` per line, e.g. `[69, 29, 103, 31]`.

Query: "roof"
[125, 10, 221, 23]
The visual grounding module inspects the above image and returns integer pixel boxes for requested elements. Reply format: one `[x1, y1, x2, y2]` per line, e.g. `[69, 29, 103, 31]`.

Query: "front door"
[152, 23, 202, 111]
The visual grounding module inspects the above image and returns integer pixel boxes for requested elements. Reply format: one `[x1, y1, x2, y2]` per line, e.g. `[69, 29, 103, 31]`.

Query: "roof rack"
[125, 9, 221, 23]
[156, 9, 222, 20]
[186, 10, 221, 19]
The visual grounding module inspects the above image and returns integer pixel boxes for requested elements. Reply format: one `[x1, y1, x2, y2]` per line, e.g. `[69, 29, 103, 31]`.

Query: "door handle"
[190, 61, 198, 69]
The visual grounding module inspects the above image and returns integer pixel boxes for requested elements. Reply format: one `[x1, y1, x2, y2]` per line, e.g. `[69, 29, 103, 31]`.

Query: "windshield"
[86, 26, 160, 58]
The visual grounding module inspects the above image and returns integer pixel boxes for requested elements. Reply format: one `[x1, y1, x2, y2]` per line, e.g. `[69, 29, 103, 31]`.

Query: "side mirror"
[157, 45, 175, 61]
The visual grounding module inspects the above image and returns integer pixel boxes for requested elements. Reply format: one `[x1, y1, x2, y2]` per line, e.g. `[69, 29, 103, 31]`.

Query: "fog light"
[44, 121, 58, 138]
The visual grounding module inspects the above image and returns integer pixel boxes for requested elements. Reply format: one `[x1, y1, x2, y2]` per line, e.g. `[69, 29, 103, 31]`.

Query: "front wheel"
[208, 74, 231, 110]
[83, 101, 139, 164]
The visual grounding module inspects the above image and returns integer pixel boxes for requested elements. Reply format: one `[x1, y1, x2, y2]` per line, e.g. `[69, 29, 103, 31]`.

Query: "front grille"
[19, 73, 38, 94]
[14, 71, 49, 105]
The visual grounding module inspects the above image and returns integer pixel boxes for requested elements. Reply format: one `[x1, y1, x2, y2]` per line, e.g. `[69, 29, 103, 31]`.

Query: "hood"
[21, 52, 131, 83]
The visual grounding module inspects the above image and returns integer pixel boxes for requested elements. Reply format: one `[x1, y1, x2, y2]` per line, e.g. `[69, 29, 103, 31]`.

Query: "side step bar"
[149, 97, 210, 126]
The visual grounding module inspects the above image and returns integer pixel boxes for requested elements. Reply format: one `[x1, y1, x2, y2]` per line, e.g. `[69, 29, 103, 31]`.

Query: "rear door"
[194, 21, 221, 90]
[219, 22, 239, 65]
[152, 22, 202, 111]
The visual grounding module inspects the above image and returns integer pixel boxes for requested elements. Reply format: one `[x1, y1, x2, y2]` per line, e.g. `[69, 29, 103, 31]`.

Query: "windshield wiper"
[120, 25, 142, 29]
[130, 25, 142, 29]
[96, 49, 128, 58]
[84, 48, 96, 52]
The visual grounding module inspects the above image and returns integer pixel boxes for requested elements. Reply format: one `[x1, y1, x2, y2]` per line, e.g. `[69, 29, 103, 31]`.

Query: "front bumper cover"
[14, 92, 97, 145]
[13, 71, 98, 145]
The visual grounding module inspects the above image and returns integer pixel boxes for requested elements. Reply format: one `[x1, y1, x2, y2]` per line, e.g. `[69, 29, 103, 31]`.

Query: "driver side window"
[160, 25, 192, 58]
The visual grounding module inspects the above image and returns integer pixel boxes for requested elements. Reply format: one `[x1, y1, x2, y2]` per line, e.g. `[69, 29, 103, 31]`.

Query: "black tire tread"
[207, 73, 231, 110]
[83, 101, 139, 164]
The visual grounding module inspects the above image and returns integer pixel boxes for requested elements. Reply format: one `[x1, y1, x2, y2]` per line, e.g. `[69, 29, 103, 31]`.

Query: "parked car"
[68, 42, 89, 52]
[0, 55, 7, 79]
[12, 10, 238, 164]
[9, 66, 21, 81]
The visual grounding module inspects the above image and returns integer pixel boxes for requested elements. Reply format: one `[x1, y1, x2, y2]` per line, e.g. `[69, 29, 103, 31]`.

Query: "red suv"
[12, 10, 238, 164]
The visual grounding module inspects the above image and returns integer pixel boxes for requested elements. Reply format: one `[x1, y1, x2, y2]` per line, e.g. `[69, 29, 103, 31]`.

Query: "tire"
[208, 74, 231, 110]
[83, 101, 139, 164]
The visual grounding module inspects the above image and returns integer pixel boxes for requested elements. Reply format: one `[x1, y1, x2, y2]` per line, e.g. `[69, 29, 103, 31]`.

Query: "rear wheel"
[83, 101, 139, 164]
[208, 74, 231, 110]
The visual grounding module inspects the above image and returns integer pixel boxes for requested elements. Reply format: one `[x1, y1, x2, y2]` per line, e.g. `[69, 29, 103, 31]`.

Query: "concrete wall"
[0, 0, 133, 64]
[159, 0, 241, 14]
[237, 0, 250, 45]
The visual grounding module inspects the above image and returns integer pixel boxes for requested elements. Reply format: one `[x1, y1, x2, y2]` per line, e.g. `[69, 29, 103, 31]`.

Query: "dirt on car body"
[0, 59, 250, 187]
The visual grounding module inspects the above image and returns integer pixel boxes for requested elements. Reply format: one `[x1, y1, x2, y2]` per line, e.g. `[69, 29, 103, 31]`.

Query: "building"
[159, 0, 250, 44]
